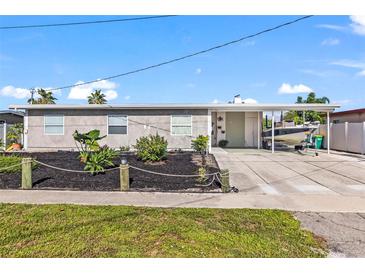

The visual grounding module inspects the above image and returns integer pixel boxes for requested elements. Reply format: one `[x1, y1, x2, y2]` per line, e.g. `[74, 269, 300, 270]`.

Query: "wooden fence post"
[120, 163, 130, 191]
[22, 157, 32, 189]
[220, 169, 230, 193]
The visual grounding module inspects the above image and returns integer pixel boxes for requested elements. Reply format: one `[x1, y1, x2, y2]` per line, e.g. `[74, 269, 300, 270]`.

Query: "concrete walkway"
[1, 189, 365, 212]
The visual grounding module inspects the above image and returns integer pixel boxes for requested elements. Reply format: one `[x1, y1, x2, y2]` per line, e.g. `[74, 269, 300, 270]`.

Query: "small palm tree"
[88, 89, 107, 104]
[27, 88, 57, 104]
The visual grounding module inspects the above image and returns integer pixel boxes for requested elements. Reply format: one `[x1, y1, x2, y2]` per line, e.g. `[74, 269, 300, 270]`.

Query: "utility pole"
[29, 88, 35, 104]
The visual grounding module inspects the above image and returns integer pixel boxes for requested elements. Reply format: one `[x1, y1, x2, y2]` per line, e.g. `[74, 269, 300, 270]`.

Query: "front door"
[226, 112, 245, 147]
[245, 117, 258, 147]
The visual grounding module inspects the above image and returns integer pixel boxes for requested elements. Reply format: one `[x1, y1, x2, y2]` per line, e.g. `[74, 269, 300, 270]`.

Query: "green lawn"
[0, 204, 327, 258]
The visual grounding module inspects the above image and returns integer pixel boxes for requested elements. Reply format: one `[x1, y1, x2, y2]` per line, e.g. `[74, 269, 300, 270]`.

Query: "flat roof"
[9, 103, 340, 112]
[331, 108, 365, 116]
[0, 110, 25, 116]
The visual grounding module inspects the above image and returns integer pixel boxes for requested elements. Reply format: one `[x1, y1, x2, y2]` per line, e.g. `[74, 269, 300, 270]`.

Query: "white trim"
[9, 103, 341, 112]
[23, 110, 28, 149]
[327, 111, 330, 154]
[170, 114, 192, 136]
[44, 114, 64, 136]
[208, 109, 212, 153]
[107, 114, 128, 135]
[271, 111, 275, 154]
[3, 121, 7, 149]
[257, 111, 260, 149]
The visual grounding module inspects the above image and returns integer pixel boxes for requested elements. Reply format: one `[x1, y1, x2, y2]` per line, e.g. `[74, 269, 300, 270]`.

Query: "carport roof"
[9, 103, 340, 112]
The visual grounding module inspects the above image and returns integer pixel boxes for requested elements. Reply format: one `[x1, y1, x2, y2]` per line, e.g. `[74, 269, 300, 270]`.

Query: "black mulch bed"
[0, 152, 221, 192]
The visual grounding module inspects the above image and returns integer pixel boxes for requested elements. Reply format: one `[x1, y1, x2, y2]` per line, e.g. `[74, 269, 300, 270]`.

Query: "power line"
[0, 15, 177, 30]
[41, 15, 313, 92]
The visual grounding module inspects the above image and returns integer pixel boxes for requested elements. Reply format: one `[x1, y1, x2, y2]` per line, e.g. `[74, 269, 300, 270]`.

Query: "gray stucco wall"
[26, 109, 209, 151]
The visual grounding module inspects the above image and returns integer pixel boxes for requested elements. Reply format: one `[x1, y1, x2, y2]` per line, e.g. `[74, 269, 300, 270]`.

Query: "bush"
[134, 134, 168, 162]
[191, 135, 209, 154]
[120, 145, 130, 152]
[73, 129, 118, 174]
[0, 155, 37, 173]
[84, 146, 119, 174]
[218, 140, 229, 148]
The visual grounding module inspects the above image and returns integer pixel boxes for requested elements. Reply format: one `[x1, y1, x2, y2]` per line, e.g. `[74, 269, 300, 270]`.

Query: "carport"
[209, 102, 340, 153]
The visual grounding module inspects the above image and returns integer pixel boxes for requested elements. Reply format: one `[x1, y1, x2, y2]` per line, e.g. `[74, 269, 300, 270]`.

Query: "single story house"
[0, 110, 24, 148]
[330, 108, 365, 124]
[9, 96, 339, 153]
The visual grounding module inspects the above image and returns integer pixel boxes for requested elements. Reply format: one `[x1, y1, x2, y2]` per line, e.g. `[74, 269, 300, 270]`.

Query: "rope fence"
[1, 158, 233, 192]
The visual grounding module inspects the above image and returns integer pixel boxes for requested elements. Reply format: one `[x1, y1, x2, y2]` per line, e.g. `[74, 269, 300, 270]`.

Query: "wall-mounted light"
[218, 116, 223, 121]
[221, 130, 225, 134]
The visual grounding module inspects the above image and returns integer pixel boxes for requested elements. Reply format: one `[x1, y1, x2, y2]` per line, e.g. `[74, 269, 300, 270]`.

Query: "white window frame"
[44, 114, 64, 135]
[107, 115, 128, 135]
[170, 115, 192, 136]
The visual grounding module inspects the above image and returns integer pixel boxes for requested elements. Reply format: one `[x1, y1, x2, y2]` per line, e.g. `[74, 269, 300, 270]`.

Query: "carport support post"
[327, 111, 330, 154]
[120, 163, 130, 191]
[257, 112, 260, 149]
[271, 111, 275, 153]
[21, 158, 32, 189]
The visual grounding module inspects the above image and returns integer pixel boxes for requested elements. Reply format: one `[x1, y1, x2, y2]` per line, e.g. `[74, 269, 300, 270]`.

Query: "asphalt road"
[294, 212, 365, 257]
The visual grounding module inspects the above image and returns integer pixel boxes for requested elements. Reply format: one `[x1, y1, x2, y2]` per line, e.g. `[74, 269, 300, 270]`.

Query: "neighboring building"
[331, 108, 365, 123]
[9, 97, 339, 152]
[0, 110, 24, 148]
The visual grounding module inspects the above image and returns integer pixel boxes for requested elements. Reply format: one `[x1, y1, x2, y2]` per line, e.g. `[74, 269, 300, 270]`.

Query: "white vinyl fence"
[319, 122, 365, 154]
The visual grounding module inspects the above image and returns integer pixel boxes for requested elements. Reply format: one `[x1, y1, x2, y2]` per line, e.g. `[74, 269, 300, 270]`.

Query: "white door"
[245, 117, 257, 147]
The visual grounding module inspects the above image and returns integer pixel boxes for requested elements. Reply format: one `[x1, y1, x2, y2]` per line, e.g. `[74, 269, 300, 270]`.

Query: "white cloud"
[242, 98, 258, 104]
[0, 85, 30, 99]
[333, 99, 353, 105]
[195, 68, 202, 75]
[350, 15, 365, 36]
[211, 99, 219, 104]
[124, 95, 131, 100]
[68, 79, 118, 101]
[331, 59, 365, 76]
[186, 83, 196, 88]
[316, 24, 347, 31]
[0, 85, 60, 99]
[321, 38, 340, 46]
[278, 83, 313, 94]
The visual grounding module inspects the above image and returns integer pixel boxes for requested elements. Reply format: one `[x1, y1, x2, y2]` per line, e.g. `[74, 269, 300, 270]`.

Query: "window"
[44, 115, 64, 135]
[171, 115, 192, 135]
[108, 115, 127, 134]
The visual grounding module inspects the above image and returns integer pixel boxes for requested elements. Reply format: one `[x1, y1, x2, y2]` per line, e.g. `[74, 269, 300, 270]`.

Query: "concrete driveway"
[294, 212, 365, 257]
[212, 148, 365, 197]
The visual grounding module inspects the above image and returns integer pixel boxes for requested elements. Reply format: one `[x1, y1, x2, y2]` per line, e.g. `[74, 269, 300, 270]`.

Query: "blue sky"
[0, 15, 365, 110]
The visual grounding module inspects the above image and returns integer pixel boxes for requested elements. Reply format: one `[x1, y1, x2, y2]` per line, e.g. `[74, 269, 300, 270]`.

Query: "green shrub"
[197, 167, 207, 184]
[218, 139, 229, 148]
[84, 146, 119, 174]
[0, 155, 37, 173]
[120, 145, 130, 152]
[73, 129, 105, 152]
[7, 123, 23, 145]
[73, 129, 118, 174]
[134, 134, 168, 162]
[191, 135, 209, 154]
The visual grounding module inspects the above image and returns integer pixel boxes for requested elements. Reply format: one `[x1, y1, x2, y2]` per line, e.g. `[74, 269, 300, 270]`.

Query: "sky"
[0, 15, 365, 111]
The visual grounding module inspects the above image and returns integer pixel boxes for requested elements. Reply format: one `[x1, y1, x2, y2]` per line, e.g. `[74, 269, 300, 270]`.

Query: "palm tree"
[87, 89, 107, 104]
[285, 92, 330, 124]
[27, 88, 57, 104]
